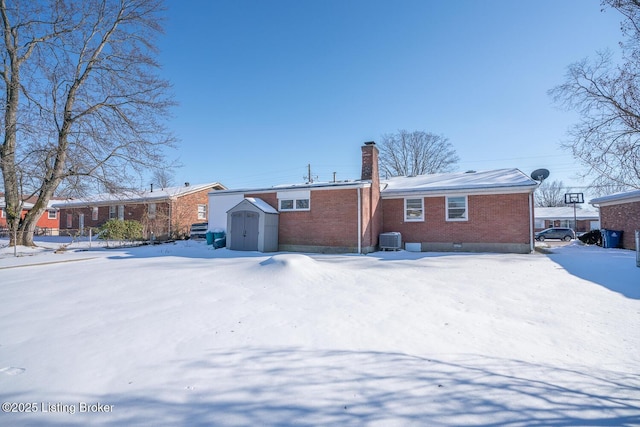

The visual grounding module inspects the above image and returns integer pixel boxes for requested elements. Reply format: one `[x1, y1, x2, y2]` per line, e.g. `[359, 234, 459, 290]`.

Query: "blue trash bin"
[205, 231, 214, 245]
[602, 229, 623, 248]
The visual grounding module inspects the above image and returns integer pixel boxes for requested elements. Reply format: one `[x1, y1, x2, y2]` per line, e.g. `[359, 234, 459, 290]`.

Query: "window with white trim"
[277, 190, 311, 212]
[92, 207, 98, 221]
[197, 204, 206, 219]
[66, 213, 73, 228]
[1, 208, 5, 218]
[48, 210, 57, 219]
[118, 205, 124, 220]
[148, 203, 157, 219]
[279, 198, 310, 211]
[404, 198, 424, 221]
[446, 196, 468, 221]
[109, 206, 117, 219]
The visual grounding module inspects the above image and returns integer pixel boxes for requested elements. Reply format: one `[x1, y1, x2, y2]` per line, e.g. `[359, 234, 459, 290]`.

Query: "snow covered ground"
[0, 237, 638, 426]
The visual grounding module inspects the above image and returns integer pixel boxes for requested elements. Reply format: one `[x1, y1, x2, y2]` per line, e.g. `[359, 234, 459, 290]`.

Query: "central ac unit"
[379, 232, 402, 250]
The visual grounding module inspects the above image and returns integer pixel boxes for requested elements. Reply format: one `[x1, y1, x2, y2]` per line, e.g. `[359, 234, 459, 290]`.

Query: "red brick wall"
[382, 193, 532, 244]
[58, 199, 183, 239]
[171, 190, 209, 238]
[599, 201, 640, 249]
[246, 189, 361, 248]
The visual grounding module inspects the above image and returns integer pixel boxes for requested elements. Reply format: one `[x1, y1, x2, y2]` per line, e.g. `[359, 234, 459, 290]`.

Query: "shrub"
[99, 219, 143, 245]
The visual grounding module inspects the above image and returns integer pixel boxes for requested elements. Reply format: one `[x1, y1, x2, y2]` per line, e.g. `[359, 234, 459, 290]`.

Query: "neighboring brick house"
[534, 206, 600, 233]
[0, 194, 61, 235]
[209, 142, 539, 254]
[590, 190, 640, 250]
[53, 182, 226, 240]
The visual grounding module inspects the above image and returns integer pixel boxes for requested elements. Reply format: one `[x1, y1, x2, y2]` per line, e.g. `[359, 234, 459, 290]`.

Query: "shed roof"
[381, 168, 538, 196]
[243, 197, 279, 214]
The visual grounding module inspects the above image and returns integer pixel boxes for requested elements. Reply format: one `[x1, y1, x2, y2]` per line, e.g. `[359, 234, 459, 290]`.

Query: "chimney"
[361, 141, 379, 182]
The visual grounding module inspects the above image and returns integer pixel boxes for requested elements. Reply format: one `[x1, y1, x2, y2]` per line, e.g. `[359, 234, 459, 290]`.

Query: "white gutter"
[357, 187, 362, 254]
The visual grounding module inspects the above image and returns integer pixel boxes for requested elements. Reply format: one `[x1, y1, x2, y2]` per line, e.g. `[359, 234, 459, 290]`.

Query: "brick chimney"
[361, 141, 379, 182]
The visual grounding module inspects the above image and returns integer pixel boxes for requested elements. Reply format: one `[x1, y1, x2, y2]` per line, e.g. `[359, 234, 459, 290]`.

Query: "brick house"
[54, 182, 226, 240]
[590, 190, 640, 250]
[209, 142, 539, 254]
[0, 194, 61, 235]
[534, 206, 600, 233]
[381, 168, 538, 253]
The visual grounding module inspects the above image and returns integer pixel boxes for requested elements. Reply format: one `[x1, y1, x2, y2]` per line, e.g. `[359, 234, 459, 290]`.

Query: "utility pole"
[304, 164, 317, 184]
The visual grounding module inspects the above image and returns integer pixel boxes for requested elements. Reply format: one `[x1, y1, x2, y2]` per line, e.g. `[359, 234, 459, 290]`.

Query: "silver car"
[535, 227, 575, 242]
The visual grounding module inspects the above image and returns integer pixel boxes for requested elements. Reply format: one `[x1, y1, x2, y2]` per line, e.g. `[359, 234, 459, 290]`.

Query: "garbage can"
[602, 229, 623, 248]
[213, 231, 226, 249]
[205, 231, 214, 245]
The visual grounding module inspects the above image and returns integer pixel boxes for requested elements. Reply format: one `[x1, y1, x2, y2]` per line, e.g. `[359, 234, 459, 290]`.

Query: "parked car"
[535, 227, 575, 242]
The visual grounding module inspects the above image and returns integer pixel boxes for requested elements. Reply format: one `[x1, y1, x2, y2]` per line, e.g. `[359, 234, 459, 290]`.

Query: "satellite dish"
[530, 168, 550, 182]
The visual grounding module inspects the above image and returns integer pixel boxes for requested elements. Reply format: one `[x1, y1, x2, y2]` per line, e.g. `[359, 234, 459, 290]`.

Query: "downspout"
[357, 187, 362, 254]
[529, 192, 534, 253]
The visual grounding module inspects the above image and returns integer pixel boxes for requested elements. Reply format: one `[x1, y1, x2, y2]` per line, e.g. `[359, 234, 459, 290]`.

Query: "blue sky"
[157, 0, 623, 196]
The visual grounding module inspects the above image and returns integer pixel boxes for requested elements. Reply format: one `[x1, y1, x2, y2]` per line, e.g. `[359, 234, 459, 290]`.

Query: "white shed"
[226, 198, 279, 252]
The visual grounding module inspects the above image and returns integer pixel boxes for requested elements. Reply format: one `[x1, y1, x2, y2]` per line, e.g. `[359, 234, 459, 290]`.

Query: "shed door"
[230, 211, 259, 251]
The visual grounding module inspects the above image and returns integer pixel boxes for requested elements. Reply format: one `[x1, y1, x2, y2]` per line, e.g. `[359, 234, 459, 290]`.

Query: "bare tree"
[0, 0, 175, 246]
[378, 130, 459, 178]
[535, 180, 570, 207]
[549, 0, 640, 194]
[152, 168, 175, 190]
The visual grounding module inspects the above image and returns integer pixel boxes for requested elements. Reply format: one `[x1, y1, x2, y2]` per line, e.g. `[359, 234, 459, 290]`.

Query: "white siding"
[208, 194, 245, 232]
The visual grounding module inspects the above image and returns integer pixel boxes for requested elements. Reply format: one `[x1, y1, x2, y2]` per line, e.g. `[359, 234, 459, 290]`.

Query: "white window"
[279, 198, 310, 211]
[48, 210, 57, 219]
[277, 190, 311, 212]
[197, 204, 206, 219]
[446, 196, 468, 221]
[92, 207, 98, 221]
[1, 208, 6, 218]
[118, 205, 124, 220]
[66, 213, 73, 228]
[404, 198, 424, 221]
[109, 206, 117, 219]
[148, 203, 157, 219]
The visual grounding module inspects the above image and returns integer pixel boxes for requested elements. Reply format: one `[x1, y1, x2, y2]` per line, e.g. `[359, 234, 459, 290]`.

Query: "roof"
[590, 189, 640, 206]
[381, 168, 538, 197]
[0, 195, 63, 210]
[210, 180, 371, 196]
[534, 206, 599, 220]
[53, 182, 226, 208]
[243, 197, 279, 214]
